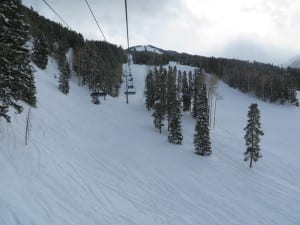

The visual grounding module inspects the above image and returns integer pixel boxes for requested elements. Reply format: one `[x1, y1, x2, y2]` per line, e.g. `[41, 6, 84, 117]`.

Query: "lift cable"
[42, 0, 70, 28]
[84, 0, 107, 42]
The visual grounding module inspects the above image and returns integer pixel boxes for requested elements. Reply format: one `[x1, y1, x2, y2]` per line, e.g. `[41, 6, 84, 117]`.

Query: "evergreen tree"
[152, 66, 167, 129]
[192, 74, 204, 118]
[144, 71, 155, 111]
[32, 34, 49, 69]
[244, 103, 264, 168]
[168, 99, 183, 144]
[166, 67, 176, 131]
[58, 61, 70, 94]
[152, 101, 164, 133]
[188, 71, 194, 113]
[193, 84, 211, 156]
[177, 70, 183, 104]
[182, 72, 191, 112]
[0, 0, 36, 122]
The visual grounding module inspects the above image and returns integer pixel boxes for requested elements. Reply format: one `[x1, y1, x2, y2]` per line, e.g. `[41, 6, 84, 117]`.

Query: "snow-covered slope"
[129, 45, 163, 54]
[0, 57, 300, 225]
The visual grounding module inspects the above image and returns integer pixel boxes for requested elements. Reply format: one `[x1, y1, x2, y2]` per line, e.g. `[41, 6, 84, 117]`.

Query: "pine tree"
[144, 71, 155, 111]
[244, 103, 264, 168]
[177, 70, 183, 104]
[58, 61, 70, 95]
[0, 0, 36, 122]
[166, 67, 176, 131]
[193, 84, 211, 156]
[188, 71, 194, 113]
[152, 101, 164, 133]
[32, 34, 49, 69]
[182, 72, 191, 112]
[168, 99, 183, 144]
[192, 73, 204, 118]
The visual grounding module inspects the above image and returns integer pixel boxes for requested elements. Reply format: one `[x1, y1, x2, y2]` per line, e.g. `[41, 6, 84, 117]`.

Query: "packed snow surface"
[0, 57, 300, 225]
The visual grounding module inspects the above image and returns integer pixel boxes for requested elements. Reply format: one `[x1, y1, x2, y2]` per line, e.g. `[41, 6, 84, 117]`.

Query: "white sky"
[22, 0, 300, 65]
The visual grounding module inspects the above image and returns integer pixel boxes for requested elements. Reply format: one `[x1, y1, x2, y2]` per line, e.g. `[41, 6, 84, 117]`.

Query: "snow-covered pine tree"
[32, 34, 49, 69]
[188, 71, 194, 113]
[177, 70, 183, 105]
[244, 103, 264, 168]
[192, 73, 204, 118]
[193, 84, 211, 156]
[144, 71, 155, 111]
[152, 66, 167, 131]
[0, 0, 36, 122]
[166, 67, 176, 131]
[182, 72, 191, 112]
[58, 61, 70, 95]
[152, 101, 164, 133]
[168, 98, 183, 144]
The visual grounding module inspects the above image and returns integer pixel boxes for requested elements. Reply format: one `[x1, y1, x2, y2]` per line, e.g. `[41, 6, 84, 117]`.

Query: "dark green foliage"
[192, 73, 204, 118]
[73, 41, 124, 97]
[145, 71, 155, 111]
[22, 5, 124, 99]
[32, 34, 49, 69]
[168, 99, 183, 144]
[21, 5, 84, 54]
[177, 70, 182, 102]
[182, 72, 191, 112]
[194, 84, 211, 156]
[166, 67, 177, 130]
[130, 51, 169, 65]
[58, 62, 70, 95]
[244, 103, 264, 168]
[0, 0, 36, 122]
[58, 53, 70, 95]
[152, 66, 168, 133]
[152, 101, 165, 133]
[131, 46, 299, 105]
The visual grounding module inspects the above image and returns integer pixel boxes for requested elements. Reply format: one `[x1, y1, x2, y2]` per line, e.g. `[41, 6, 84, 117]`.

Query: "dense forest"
[22, 5, 124, 98]
[145, 66, 213, 152]
[132, 50, 299, 106]
[0, 1, 124, 122]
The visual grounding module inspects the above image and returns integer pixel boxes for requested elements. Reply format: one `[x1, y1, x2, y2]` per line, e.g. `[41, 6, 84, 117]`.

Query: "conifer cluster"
[0, 0, 36, 122]
[145, 66, 211, 151]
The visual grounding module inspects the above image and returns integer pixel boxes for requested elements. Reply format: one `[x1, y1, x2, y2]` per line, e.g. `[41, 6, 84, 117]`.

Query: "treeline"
[1, 2, 125, 123]
[22, 5, 124, 98]
[21, 5, 84, 53]
[132, 51, 299, 106]
[73, 41, 124, 97]
[130, 51, 169, 65]
[206, 58, 298, 106]
[0, 0, 36, 122]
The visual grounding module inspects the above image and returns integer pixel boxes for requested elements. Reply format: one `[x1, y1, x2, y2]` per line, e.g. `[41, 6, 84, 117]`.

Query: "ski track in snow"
[0, 57, 300, 225]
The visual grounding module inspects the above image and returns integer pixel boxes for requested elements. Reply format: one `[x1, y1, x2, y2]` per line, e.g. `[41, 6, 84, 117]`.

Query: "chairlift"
[90, 92, 100, 104]
[124, 89, 136, 95]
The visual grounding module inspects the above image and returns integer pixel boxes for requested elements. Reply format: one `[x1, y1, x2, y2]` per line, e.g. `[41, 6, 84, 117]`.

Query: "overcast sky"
[22, 0, 300, 65]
